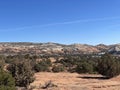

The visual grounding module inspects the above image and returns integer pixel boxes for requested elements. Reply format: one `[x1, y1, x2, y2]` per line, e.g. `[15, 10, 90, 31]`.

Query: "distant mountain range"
[0, 42, 120, 56]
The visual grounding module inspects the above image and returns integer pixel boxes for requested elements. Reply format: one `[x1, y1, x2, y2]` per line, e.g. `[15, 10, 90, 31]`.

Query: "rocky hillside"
[0, 42, 120, 55]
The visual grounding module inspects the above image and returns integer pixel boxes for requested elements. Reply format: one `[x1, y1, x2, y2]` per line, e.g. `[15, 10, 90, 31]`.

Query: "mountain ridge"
[0, 42, 120, 55]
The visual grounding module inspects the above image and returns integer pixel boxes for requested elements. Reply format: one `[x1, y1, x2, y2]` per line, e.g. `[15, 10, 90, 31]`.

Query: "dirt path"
[30, 72, 120, 90]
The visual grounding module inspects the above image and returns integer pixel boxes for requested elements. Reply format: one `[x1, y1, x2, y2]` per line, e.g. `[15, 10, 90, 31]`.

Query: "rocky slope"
[0, 42, 120, 55]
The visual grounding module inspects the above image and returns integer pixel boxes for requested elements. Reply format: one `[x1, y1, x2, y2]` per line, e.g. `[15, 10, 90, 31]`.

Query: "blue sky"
[0, 0, 120, 45]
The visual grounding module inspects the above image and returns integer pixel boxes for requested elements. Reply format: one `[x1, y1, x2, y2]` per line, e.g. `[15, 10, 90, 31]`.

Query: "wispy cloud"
[1, 16, 120, 31]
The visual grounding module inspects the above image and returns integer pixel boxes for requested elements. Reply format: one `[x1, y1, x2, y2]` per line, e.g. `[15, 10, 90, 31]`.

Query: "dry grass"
[30, 72, 120, 90]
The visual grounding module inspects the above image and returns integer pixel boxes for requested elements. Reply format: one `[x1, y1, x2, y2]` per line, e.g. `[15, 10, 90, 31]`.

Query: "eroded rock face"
[0, 42, 120, 55]
[96, 44, 109, 51]
[108, 45, 120, 55]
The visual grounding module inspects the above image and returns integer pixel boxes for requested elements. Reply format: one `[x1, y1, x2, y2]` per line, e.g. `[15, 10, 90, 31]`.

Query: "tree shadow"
[78, 76, 109, 80]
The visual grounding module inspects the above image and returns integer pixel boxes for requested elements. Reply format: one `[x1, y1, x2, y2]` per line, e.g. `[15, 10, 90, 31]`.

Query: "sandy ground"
[30, 72, 120, 90]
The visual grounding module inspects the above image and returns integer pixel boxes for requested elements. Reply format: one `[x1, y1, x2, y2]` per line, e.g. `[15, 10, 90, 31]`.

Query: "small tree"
[97, 53, 120, 78]
[7, 61, 34, 88]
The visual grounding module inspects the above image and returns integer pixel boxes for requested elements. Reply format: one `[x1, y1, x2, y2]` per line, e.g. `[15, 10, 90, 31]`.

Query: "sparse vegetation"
[1, 50, 120, 89]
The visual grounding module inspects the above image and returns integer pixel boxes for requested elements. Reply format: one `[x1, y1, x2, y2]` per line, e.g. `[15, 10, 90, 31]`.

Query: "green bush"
[52, 65, 65, 73]
[34, 59, 52, 72]
[76, 62, 94, 74]
[0, 70, 16, 90]
[97, 54, 120, 78]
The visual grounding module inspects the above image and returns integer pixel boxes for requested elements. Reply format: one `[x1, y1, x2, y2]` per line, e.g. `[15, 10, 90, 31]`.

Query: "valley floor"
[30, 72, 120, 90]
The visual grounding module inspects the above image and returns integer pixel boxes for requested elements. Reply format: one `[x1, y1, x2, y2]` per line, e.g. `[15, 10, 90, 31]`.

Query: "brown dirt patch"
[30, 72, 120, 90]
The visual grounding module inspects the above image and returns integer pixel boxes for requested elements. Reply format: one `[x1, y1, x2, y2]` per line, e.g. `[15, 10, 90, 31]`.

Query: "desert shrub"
[82, 59, 99, 74]
[58, 56, 82, 72]
[7, 61, 34, 87]
[76, 62, 94, 74]
[52, 65, 65, 73]
[58, 55, 98, 73]
[34, 63, 49, 72]
[0, 58, 15, 90]
[34, 59, 52, 72]
[5, 55, 23, 64]
[0, 60, 5, 70]
[59, 56, 81, 66]
[97, 53, 120, 78]
[0, 70, 16, 90]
